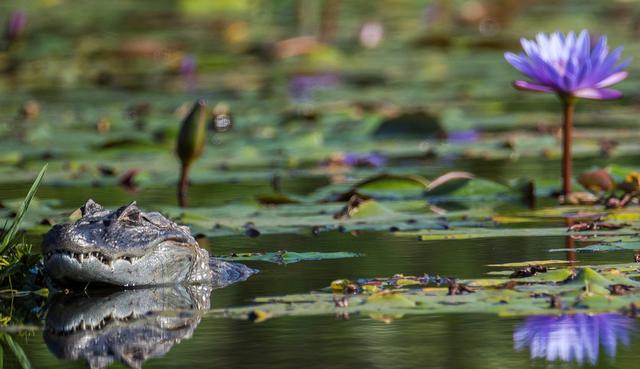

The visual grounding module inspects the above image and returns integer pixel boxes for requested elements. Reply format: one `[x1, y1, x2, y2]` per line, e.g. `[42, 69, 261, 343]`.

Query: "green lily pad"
[355, 174, 430, 197]
[487, 260, 572, 268]
[211, 263, 640, 323]
[218, 251, 360, 265]
[406, 227, 634, 241]
[565, 267, 615, 288]
[549, 241, 640, 253]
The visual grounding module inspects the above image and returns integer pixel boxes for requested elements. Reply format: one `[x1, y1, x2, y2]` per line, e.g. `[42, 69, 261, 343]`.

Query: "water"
[2, 1, 640, 368]
[4, 158, 640, 369]
[10, 229, 640, 369]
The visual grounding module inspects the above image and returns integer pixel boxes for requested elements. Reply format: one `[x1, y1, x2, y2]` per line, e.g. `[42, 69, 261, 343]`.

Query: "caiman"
[42, 199, 256, 287]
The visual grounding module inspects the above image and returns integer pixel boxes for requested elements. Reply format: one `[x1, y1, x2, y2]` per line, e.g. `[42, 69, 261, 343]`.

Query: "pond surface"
[6, 173, 639, 369]
[2, 1, 640, 368]
[11, 238, 640, 369]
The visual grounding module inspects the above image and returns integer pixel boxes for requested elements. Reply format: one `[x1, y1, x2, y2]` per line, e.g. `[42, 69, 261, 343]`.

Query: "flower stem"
[561, 97, 575, 197]
[178, 163, 190, 208]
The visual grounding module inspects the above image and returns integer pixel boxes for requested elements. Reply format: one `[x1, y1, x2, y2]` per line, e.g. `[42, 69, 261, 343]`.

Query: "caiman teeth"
[45, 249, 140, 267]
[46, 311, 143, 336]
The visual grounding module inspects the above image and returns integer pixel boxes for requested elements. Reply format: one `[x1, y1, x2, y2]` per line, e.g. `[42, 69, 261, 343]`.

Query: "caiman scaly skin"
[42, 199, 255, 287]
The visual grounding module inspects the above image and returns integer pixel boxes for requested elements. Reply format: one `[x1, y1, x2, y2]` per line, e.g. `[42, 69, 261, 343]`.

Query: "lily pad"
[355, 174, 430, 197]
[218, 251, 361, 265]
[487, 260, 572, 268]
[212, 263, 640, 322]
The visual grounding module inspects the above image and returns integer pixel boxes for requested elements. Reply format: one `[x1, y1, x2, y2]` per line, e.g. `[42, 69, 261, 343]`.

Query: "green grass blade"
[0, 164, 47, 254]
[0, 333, 31, 369]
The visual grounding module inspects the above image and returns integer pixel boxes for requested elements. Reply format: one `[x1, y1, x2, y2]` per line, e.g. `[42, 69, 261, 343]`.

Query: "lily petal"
[596, 71, 628, 88]
[513, 80, 555, 93]
[573, 88, 623, 100]
[507, 32, 630, 98]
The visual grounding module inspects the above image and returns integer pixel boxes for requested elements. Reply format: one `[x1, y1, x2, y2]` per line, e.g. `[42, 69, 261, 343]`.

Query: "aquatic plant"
[5, 11, 27, 44]
[180, 54, 197, 91]
[176, 100, 207, 207]
[514, 313, 633, 365]
[0, 166, 46, 369]
[211, 263, 640, 322]
[505, 31, 630, 196]
[0, 164, 46, 292]
[0, 332, 32, 369]
[342, 153, 386, 168]
[0, 164, 46, 254]
[288, 73, 339, 101]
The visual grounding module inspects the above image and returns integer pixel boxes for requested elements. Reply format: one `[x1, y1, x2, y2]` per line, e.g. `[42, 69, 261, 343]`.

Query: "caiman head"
[42, 199, 212, 287]
[44, 285, 210, 369]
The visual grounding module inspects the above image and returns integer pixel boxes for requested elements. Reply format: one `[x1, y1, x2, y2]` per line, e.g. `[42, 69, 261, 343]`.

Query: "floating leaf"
[564, 268, 614, 288]
[219, 251, 360, 264]
[516, 268, 575, 283]
[487, 260, 572, 268]
[491, 216, 536, 224]
[211, 262, 640, 322]
[355, 174, 430, 197]
[549, 241, 640, 253]
[404, 227, 634, 241]
[427, 177, 513, 198]
[255, 194, 302, 205]
[372, 110, 444, 139]
[425, 171, 474, 195]
[578, 169, 615, 193]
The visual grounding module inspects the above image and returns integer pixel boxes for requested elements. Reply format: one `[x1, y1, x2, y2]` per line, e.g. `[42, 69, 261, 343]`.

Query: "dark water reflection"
[35, 312, 639, 369]
[14, 231, 638, 369]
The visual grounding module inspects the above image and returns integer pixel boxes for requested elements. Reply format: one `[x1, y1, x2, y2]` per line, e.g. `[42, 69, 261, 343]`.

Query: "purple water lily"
[342, 152, 386, 168]
[5, 11, 27, 43]
[288, 73, 340, 102]
[322, 152, 387, 169]
[505, 31, 630, 100]
[505, 31, 630, 197]
[447, 129, 480, 144]
[514, 313, 634, 365]
[180, 54, 197, 92]
[180, 55, 197, 76]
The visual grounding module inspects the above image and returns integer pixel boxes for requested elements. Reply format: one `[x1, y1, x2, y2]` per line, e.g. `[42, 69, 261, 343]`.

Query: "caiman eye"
[121, 210, 141, 224]
[116, 201, 142, 224]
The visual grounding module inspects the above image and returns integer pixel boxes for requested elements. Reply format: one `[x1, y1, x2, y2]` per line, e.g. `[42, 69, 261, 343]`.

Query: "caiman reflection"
[43, 285, 210, 369]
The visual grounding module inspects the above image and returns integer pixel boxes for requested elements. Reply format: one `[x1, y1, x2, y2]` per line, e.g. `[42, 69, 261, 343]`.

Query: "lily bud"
[176, 99, 207, 168]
